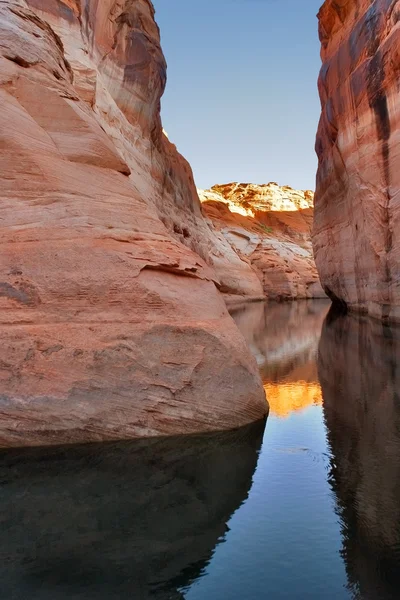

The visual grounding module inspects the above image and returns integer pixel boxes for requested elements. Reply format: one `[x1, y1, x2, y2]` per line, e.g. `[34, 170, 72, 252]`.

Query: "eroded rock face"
[200, 183, 325, 300]
[0, 0, 267, 446]
[314, 0, 400, 321]
[209, 182, 315, 214]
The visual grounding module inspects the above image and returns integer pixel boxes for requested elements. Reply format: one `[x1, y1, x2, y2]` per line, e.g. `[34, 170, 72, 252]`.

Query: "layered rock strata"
[314, 0, 400, 321]
[0, 0, 267, 446]
[200, 183, 325, 300]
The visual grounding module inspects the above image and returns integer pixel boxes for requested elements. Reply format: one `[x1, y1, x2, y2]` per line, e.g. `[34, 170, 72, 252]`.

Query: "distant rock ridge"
[199, 183, 325, 301]
[206, 182, 314, 216]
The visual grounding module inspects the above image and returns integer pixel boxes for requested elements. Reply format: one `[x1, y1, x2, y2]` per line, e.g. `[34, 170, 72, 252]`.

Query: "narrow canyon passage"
[1, 0, 398, 441]
[0, 0, 400, 598]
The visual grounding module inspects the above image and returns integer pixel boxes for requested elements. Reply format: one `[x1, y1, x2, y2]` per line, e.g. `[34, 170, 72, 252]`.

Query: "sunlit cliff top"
[198, 182, 314, 218]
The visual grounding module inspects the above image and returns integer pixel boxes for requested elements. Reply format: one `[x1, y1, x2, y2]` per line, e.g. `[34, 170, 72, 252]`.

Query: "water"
[1, 300, 400, 599]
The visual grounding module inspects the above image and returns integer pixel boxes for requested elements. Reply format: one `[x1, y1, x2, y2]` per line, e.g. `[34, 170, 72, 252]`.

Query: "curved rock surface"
[0, 0, 267, 446]
[200, 183, 325, 300]
[314, 0, 400, 321]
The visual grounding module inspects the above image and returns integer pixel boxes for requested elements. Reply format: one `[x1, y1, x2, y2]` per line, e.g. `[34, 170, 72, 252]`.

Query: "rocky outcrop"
[314, 0, 400, 321]
[208, 182, 315, 214]
[0, 0, 267, 446]
[319, 310, 400, 598]
[0, 421, 265, 599]
[200, 183, 326, 300]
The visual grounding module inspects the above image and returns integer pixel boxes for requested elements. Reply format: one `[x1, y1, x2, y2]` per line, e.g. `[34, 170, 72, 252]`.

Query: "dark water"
[2, 300, 400, 599]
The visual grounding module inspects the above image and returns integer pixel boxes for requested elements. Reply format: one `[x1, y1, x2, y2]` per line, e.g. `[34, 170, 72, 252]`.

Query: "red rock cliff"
[0, 0, 267, 446]
[314, 0, 400, 320]
[200, 183, 325, 300]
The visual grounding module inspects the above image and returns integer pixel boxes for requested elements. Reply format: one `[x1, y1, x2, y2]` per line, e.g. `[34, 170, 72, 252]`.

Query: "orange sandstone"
[314, 0, 400, 321]
[200, 183, 325, 300]
[0, 0, 267, 446]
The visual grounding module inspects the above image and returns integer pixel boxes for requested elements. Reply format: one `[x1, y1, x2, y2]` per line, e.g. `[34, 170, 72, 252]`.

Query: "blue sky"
[153, 0, 323, 191]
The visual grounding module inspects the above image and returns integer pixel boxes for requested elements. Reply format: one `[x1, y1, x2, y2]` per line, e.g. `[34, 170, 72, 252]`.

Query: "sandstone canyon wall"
[0, 0, 268, 446]
[200, 182, 325, 300]
[314, 0, 400, 321]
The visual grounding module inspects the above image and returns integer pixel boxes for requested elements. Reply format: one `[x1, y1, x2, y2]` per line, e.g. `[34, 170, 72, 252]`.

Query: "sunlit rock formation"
[0, 421, 265, 599]
[230, 300, 329, 417]
[206, 182, 315, 215]
[319, 310, 400, 598]
[314, 0, 400, 321]
[200, 183, 325, 300]
[0, 0, 267, 446]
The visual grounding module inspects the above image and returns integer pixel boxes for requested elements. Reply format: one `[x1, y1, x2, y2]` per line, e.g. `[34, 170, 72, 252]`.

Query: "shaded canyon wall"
[0, 0, 267, 446]
[314, 0, 400, 321]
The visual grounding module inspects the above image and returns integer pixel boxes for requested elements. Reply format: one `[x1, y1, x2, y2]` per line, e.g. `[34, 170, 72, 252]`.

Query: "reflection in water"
[319, 310, 400, 600]
[231, 300, 329, 417]
[0, 422, 264, 600]
[4, 301, 400, 600]
[264, 382, 322, 418]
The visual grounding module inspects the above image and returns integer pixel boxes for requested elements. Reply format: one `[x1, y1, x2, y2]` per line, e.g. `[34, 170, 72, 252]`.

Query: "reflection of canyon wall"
[231, 301, 329, 417]
[314, 0, 400, 321]
[319, 312, 400, 599]
[199, 183, 325, 301]
[231, 300, 329, 380]
[0, 421, 265, 599]
[0, 0, 267, 445]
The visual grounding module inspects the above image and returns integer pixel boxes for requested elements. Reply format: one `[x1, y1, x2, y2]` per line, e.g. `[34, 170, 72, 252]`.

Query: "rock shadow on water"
[319, 308, 400, 600]
[0, 420, 265, 599]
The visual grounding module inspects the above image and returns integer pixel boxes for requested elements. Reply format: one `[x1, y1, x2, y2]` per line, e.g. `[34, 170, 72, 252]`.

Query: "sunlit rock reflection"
[230, 300, 329, 418]
[264, 383, 322, 418]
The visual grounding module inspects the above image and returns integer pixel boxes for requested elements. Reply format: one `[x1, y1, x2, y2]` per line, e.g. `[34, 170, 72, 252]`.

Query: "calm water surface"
[2, 300, 400, 599]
